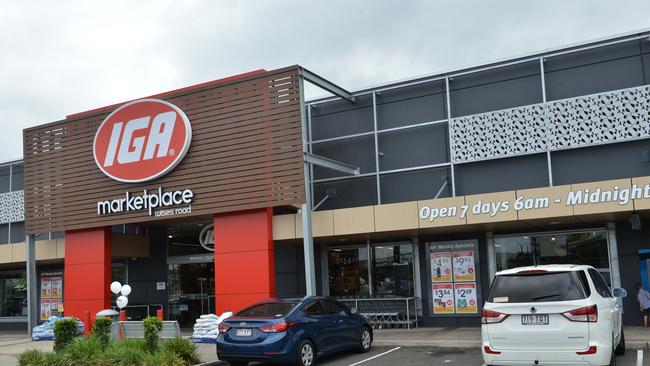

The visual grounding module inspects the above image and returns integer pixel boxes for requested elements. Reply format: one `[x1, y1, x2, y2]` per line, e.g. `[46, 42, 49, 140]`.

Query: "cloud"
[1, 0, 649, 159]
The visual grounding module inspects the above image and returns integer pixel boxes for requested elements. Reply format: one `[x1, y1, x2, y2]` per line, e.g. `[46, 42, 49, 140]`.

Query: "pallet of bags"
[191, 312, 232, 343]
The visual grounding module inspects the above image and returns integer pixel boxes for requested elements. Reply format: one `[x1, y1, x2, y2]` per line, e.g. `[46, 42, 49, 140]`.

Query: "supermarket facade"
[2, 29, 650, 332]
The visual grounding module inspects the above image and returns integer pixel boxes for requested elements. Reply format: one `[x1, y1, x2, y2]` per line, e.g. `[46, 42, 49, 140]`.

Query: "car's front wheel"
[297, 340, 315, 366]
[358, 326, 372, 353]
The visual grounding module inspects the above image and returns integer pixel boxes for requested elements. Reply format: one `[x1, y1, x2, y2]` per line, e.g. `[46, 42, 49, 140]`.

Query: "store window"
[327, 243, 415, 298]
[372, 244, 414, 297]
[495, 230, 611, 282]
[327, 247, 369, 297]
[0, 271, 27, 317]
[9, 222, 25, 243]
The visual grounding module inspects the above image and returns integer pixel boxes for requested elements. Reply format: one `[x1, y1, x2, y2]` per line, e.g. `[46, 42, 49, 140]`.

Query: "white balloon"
[120, 285, 132, 296]
[116, 295, 128, 309]
[110, 281, 122, 295]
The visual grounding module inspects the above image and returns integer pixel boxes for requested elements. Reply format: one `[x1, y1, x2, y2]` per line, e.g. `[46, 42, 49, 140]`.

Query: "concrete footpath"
[0, 327, 649, 365]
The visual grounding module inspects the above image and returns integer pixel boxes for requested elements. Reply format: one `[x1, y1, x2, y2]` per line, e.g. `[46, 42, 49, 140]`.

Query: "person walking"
[637, 283, 650, 327]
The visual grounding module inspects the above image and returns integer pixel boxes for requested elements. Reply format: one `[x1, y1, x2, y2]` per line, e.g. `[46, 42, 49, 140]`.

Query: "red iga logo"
[93, 99, 192, 183]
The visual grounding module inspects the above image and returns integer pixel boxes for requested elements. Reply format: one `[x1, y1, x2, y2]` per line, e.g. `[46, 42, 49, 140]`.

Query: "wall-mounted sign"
[198, 224, 215, 252]
[427, 240, 481, 317]
[40, 271, 63, 321]
[93, 99, 192, 183]
[419, 181, 650, 225]
[96, 187, 194, 216]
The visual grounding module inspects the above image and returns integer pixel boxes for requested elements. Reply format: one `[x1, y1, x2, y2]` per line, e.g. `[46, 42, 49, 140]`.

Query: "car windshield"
[236, 302, 297, 318]
[489, 271, 587, 303]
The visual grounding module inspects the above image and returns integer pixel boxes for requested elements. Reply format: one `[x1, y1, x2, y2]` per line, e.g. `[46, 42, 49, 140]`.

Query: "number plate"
[235, 328, 253, 337]
[521, 314, 549, 325]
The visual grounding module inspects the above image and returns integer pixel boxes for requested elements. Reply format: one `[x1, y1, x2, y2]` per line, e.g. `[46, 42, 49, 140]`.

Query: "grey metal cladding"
[380, 167, 450, 204]
[378, 124, 449, 171]
[450, 61, 543, 117]
[375, 80, 446, 129]
[451, 85, 650, 163]
[312, 135, 376, 180]
[313, 176, 378, 211]
[552, 139, 650, 186]
[0, 190, 24, 224]
[454, 154, 549, 196]
[310, 94, 374, 140]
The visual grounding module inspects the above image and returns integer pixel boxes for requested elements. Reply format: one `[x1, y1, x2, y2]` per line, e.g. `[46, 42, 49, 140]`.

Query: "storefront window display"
[0, 271, 27, 317]
[327, 243, 415, 298]
[495, 230, 611, 282]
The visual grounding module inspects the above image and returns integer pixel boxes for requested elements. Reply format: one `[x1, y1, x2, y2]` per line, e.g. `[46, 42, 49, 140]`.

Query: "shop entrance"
[167, 222, 215, 328]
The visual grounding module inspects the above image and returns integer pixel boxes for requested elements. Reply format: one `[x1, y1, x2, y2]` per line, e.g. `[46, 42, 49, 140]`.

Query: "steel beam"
[25, 234, 37, 336]
[300, 68, 356, 103]
[304, 152, 360, 176]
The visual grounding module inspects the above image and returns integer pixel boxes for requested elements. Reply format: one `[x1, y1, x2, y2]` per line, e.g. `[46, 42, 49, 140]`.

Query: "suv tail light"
[259, 322, 296, 333]
[562, 305, 598, 322]
[481, 309, 509, 324]
[218, 323, 231, 332]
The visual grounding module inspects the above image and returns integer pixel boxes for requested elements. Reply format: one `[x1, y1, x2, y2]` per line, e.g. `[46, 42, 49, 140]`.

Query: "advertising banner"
[454, 283, 478, 314]
[427, 240, 481, 317]
[452, 251, 476, 282]
[431, 252, 452, 283]
[40, 271, 63, 320]
[432, 283, 454, 314]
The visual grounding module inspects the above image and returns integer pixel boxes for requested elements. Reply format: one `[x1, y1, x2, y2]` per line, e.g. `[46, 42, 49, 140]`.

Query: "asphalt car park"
[238, 346, 646, 366]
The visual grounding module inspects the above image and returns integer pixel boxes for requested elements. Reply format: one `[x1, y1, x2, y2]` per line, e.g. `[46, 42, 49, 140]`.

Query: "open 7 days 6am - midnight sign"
[427, 240, 482, 317]
[23, 66, 305, 234]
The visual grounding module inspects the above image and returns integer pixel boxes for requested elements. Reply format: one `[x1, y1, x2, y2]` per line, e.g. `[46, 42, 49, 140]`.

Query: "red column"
[64, 227, 112, 326]
[214, 208, 275, 314]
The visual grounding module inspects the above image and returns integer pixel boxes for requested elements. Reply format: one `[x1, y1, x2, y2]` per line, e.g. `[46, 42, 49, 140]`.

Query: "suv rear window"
[488, 271, 587, 303]
[236, 302, 296, 318]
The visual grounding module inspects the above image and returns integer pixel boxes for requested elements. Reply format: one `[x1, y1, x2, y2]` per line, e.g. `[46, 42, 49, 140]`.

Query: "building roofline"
[307, 26, 650, 104]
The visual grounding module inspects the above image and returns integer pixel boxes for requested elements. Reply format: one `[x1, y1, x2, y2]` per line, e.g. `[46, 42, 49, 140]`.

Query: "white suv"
[482, 265, 627, 366]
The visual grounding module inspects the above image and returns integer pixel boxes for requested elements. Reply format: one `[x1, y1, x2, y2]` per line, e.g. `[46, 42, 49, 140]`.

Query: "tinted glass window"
[302, 301, 325, 316]
[588, 269, 612, 298]
[0, 224, 8, 245]
[489, 272, 587, 303]
[0, 166, 9, 193]
[322, 300, 347, 316]
[9, 222, 24, 244]
[10, 164, 23, 191]
[236, 302, 296, 318]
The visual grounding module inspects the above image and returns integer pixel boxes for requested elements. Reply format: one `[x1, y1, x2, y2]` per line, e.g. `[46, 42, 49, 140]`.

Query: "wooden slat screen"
[23, 66, 305, 234]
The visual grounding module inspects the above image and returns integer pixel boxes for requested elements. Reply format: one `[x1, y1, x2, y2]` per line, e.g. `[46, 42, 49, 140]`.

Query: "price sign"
[432, 283, 454, 314]
[431, 252, 452, 283]
[454, 283, 478, 314]
[452, 251, 476, 282]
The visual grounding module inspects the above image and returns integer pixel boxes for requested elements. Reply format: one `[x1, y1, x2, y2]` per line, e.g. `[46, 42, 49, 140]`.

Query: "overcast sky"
[1, 0, 649, 160]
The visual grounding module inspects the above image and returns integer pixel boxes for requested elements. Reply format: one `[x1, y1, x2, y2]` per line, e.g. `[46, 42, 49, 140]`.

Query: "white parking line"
[347, 347, 401, 366]
[637, 349, 643, 366]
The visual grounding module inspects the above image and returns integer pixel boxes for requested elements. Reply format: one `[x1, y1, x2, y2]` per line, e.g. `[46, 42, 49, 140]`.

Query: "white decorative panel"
[451, 104, 547, 162]
[548, 85, 650, 149]
[0, 190, 24, 224]
[450, 85, 650, 163]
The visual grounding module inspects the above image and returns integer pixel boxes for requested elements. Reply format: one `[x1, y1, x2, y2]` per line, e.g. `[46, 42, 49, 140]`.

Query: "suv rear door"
[485, 270, 590, 350]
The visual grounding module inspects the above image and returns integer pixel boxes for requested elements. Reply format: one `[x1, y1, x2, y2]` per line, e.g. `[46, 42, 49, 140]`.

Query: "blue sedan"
[216, 296, 373, 366]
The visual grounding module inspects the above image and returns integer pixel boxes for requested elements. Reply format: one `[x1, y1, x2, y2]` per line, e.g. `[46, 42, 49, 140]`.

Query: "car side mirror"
[613, 288, 627, 298]
[350, 307, 358, 315]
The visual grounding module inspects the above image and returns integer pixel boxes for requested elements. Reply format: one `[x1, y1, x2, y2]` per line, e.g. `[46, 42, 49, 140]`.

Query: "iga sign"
[93, 99, 192, 183]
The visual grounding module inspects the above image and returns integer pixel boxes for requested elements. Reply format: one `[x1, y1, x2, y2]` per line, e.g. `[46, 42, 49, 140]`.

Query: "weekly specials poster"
[432, 283, 454, 314]
[452, 251, 476, 282]
[430, 252, 452, 283]
[454, 283, 478, 313]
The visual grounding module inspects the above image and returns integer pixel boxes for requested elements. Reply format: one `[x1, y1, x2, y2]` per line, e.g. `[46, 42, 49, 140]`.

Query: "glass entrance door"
[168, 262, 215, 328]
